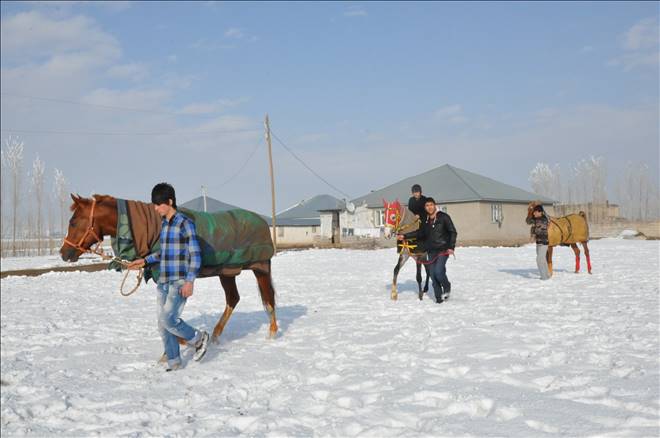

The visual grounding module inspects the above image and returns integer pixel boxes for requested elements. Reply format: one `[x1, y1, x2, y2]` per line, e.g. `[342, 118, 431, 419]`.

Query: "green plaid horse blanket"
[110, 199, 274, 282]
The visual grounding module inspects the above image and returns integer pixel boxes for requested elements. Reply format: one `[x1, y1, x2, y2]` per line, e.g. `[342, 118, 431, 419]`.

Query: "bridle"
[384, 202, 419, 235]
[63, 197, 105, 257]
[62, 197, 143, 296]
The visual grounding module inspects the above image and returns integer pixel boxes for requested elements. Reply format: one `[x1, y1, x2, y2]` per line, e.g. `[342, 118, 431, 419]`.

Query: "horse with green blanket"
[60, 194, 278, 344]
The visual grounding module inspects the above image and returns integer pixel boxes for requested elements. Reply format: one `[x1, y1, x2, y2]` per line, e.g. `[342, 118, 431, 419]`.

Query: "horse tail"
[578, 211, 590, 241]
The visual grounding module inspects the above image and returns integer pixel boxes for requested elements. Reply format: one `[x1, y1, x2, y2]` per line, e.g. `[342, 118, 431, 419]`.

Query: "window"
[311, 226, 317, 233]
[374, 209, 385, 227]
[491, 204, 503, 223]
[440, 205, 448, 213]
[277, 227, 284, 237]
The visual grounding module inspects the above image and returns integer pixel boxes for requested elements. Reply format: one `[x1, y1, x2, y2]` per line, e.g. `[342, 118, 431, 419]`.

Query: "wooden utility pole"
[265, 114, 277, 251]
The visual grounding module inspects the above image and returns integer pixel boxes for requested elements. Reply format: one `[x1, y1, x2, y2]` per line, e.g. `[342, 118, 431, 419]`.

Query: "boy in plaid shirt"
[129, 183, 209, 371]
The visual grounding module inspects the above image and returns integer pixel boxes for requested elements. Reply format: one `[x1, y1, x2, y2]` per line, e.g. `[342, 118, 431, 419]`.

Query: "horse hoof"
[391, 294, 398, 301]
[211, 336, 219, 344]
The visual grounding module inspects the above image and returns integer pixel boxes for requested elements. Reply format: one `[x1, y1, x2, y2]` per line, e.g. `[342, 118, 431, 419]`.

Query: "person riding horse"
[408, 184, 428, 222]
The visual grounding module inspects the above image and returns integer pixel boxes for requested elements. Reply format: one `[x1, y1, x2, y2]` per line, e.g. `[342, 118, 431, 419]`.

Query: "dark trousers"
[428, 253, 451, 302]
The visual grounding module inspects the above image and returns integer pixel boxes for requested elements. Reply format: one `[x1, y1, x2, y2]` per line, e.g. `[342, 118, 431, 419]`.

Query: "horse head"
[60, 194, 118, 262]
[527, 200, 542, 221]
[382, 199, 403, 238]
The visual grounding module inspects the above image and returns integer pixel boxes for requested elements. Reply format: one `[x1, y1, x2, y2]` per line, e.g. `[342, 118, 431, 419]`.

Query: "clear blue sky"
[1, 1, 658, 213]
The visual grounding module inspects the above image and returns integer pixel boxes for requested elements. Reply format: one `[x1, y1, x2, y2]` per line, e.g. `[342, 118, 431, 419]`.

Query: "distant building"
[320, 164, 555, 247]
[267, 195, 343, 246]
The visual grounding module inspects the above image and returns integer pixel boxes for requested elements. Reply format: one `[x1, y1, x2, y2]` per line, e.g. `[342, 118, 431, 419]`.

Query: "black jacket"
[408, 195, 428, 221]
[405, 211, 457, 253]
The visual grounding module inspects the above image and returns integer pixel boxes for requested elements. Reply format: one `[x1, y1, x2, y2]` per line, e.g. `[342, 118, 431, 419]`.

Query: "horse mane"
[69, 194, 116, 211]
[397, 204, 421, 231]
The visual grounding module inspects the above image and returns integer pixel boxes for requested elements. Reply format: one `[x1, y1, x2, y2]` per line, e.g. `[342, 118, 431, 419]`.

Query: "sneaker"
[441, 285, 451, 302]
[193, 331, 209, 362]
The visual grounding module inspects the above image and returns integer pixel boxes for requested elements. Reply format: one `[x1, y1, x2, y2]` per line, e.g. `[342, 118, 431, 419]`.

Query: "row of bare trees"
[529, 157, 659, 223]
[1, 137, 71, 257]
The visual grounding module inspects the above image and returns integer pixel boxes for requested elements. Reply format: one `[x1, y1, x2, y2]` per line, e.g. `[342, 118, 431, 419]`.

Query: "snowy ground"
[1, 239, 659, 437]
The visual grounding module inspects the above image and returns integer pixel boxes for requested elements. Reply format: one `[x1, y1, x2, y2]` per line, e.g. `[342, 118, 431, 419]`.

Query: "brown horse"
[526, 201, 592, 276]
[60, 194, 278, 346]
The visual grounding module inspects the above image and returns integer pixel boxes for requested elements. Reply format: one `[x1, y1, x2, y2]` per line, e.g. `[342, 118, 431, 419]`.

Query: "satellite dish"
[346, 202, 356, 213]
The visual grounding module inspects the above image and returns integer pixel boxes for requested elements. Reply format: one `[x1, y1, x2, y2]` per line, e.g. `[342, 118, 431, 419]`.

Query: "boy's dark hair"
[411, 184, 422, 193]
[151, 182, 177, 208]
[424, 197, 436, 205]
[533, 204, 545, 213]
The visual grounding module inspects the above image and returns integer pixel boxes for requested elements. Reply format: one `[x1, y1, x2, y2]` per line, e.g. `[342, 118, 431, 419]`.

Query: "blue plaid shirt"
[145, 211, 202, 284]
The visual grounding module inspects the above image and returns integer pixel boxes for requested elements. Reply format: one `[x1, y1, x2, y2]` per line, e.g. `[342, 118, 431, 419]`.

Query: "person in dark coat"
[526, 204, 550, 280]
[408, 184, 428, 222]
[398, 197, 457, 303]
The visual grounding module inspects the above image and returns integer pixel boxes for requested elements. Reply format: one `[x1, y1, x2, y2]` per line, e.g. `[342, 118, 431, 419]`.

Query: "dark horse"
[60, 194, 278, 345]
[383, 199, 430, 300]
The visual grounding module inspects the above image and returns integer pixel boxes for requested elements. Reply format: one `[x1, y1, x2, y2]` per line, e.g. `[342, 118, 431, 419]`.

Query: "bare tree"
[529, 162, 563, 204]
[54, 168, 68, 237]
[30, 155, 46, 255]
[616, 162, 659, 221]
[4, 136, 24, 256]
[1, 149, 6, 257]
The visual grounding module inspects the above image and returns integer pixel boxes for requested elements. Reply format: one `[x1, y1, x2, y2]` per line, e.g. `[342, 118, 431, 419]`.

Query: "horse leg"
[546, 246, 554, 277]
[582, 241, 592, 274]
[571, 243, 581, 273]
[392, 253, 405, 301]
[212, 274, 240, 344]
[255, 269, 278, 338]
[415, 259, 423, 300]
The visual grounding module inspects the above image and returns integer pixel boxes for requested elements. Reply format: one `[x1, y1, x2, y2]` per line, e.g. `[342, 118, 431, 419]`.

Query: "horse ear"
[71, 193, 80, 203]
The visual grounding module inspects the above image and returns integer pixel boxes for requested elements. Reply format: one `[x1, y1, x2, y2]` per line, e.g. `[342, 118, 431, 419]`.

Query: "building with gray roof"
[319, 164, 555, 247]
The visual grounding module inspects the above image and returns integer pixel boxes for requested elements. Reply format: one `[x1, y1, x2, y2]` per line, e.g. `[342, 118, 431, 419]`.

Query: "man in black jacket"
[408, 184, 428, 222]
[399, 197, 457, 303]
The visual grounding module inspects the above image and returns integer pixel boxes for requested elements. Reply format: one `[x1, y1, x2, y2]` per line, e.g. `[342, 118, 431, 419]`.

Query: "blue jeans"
[157, 280, 201, 367]
[428, 253, 451, 302]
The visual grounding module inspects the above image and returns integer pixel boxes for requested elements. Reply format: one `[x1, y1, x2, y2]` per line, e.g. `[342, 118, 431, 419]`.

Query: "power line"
[270, 130, 352, 199]
[206, 137, 264, 190]
[1, 92, 217, 117]
[0, 127, 261, 136]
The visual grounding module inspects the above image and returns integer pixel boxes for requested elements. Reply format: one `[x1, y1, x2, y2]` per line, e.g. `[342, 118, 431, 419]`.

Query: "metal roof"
[180, 196, 242, 212]
[267, 194, 343, 226]
[351, 164, 555, 208]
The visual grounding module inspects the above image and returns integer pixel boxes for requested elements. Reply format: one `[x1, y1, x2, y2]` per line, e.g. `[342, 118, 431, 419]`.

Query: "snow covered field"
[1, 239, 658, 437]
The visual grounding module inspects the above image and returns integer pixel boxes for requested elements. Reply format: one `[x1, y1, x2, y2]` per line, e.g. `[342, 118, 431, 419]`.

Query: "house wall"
[269, 226, 319, 246]
[320, 213, 333, 239]
[334, 201, 555, 247]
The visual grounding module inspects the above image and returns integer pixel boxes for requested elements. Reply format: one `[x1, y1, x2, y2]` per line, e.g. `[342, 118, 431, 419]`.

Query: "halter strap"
[63, 198, 104, 256]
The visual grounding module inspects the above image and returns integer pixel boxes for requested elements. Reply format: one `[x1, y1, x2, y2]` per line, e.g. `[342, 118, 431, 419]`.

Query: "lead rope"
[89, 243, 144, 296]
